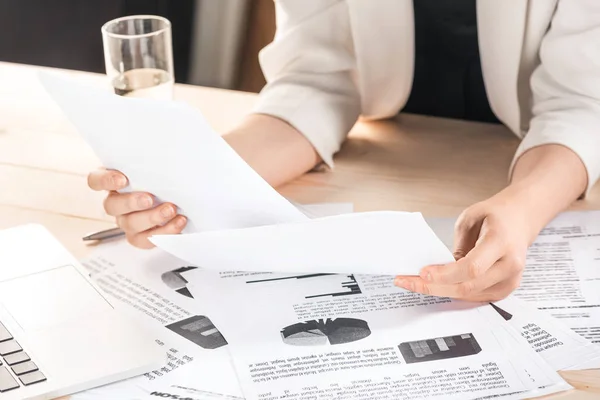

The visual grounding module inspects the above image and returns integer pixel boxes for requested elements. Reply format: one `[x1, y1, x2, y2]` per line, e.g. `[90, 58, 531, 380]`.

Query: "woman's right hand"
[87, 169, 187, 249]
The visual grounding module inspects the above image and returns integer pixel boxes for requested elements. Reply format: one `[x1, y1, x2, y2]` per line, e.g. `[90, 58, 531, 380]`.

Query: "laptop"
[0, 224, 164, 400]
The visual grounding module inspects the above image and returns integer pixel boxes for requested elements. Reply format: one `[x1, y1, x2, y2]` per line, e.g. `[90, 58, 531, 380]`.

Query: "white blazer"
[253, 0, 600, 192]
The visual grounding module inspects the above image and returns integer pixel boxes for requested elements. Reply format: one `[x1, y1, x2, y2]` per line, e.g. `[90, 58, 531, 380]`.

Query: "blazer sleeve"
[511, 0, 600, 194]
[252, 0, 361, 167]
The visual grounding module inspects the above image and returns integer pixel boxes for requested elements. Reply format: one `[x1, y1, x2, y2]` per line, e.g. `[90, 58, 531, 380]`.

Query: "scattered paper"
[40, 72, 450, 277]
[151, 211, 455, 276]
[424, 216, 455, 250]
[141, 360, 244, 400]
[186, 269, 569, 400]
[39, 72, 306, 233]
[292, 202, 354, 219]
[74, 208, 600, 399]
[513, 211, 600, 345]
[71, 365, 244, 400]
[490, 297, 600, 371]
[80, 242, 244, 398]
[477, 309, 572, 400]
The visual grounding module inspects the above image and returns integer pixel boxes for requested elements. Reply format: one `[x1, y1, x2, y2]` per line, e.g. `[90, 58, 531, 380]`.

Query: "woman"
[88, 0, 600, 302]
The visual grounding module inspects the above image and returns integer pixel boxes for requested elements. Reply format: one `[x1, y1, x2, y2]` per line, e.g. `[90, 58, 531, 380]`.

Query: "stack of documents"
[72, 216, 600, 400]
[71, 207, 600, 400]
[42, 74, 600, 400]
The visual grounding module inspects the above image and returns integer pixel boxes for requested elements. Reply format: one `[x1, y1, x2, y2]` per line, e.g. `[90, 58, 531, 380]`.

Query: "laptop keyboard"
[0, 321, 46, 393]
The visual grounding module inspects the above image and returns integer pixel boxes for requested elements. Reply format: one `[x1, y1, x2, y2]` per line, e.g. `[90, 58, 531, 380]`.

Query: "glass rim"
[101, 15, 171, 40]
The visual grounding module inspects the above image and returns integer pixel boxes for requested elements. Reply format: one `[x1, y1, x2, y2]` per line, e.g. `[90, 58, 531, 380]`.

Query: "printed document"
[72, 361, 243, 400]
[80, 243, 243, 398]
[73, 202, 352, 399]
[490, 297, 600, 371]
[186, 269, 568, 400]
[151, 211, 454, 276]
[513, 211, 600, 345]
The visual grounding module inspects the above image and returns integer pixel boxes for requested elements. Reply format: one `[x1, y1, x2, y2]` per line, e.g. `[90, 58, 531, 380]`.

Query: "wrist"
[491, 181, 554, 244]
[499, 144, 588, 243]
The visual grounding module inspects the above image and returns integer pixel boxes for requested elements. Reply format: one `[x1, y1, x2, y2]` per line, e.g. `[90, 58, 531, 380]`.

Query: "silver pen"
[82, 227, 125, 241]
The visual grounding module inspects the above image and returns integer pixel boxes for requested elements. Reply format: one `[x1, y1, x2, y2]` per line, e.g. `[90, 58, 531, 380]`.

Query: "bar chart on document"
[246, 273, 362, 298]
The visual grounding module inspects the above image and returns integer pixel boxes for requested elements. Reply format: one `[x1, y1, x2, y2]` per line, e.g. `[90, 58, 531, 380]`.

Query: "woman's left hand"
[394, 195, 534, 302]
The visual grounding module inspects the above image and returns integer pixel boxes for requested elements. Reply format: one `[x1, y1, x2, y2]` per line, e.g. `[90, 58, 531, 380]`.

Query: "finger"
[465, 282, 517, 303]
[104, 191, 154, 217]
[127, 215, 188, 249]
[421, 230, 505, 284]
[88, 169, 128, 191]
[453, 207, 485, 259]
[473, 273, 523, 302]
[398, 259, 518, 300]
[472, 255, 524, 301]
[117, 203, 178, 234]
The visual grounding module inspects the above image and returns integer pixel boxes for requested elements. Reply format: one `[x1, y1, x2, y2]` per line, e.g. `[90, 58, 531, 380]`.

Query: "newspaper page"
[72, 360, 244, 400]
[475, 308, 572, 400]
[80, 243, 243, 398]
[73, 202, 354, 399]
[512, 211, 600, 344]
[186, 270, 567, 400]
[490, 297, 600, 371]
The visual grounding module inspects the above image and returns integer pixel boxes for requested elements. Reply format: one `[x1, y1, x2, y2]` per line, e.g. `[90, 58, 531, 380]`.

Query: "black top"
[403, 0, 499, 123]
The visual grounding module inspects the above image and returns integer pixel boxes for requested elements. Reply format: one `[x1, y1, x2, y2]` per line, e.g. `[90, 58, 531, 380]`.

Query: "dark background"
[0, 0, 195, 82]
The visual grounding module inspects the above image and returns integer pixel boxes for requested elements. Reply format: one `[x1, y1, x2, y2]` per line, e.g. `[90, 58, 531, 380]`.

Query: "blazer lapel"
[347, 0, 414, 119]
[477, 0, 529, 135]
[478, 0, 558, 136]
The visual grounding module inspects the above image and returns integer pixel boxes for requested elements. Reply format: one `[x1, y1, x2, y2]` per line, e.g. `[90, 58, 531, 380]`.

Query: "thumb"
[453, 207, 485, 260]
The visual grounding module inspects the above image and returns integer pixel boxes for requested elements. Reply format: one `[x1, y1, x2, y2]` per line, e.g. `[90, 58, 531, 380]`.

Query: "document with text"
[80, 243, 243, 398]
[186, 269, 568, 400]
[514, 211, 600, 345]
[72, 361, 244, 400]
[73, 202, 353, 399]
[490, 297, 600, 371]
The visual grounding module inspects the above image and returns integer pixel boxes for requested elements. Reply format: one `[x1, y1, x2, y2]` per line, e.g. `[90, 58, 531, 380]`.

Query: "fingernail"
[395, 278, 413, 291]
[161, 205, 175, 218]
[112, 174, 127, 188]
[175, 216, 187, 228]
[137, 195, 153, 208]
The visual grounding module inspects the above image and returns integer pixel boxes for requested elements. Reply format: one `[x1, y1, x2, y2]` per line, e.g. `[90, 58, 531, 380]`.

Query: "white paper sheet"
[490, 297, 600, 371]
[186, 269, 568, 400]
[513, 211, 600, 345]
[151, 211, 455, 276]
[73, 202, 353, 399]
[80, 242, 244, 398]
[477, 308, 572, 400]
[39, 72, 306, 233]
[71, 361, 245, 400]
[293, 202, 354, 219]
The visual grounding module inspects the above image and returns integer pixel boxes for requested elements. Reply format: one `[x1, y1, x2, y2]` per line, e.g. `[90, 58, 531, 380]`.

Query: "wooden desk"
[1, 62, 598, 399]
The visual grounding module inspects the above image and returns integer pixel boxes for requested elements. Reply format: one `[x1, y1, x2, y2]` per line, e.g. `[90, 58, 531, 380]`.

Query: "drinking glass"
[101, 15, 174, 99]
